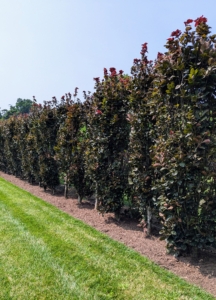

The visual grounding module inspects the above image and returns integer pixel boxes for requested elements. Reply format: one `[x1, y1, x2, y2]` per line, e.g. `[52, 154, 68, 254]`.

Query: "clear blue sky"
[0, 0, 215, 110]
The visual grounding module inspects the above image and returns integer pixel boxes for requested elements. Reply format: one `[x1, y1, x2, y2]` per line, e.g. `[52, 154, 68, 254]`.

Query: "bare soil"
[1, 171, 216, 298]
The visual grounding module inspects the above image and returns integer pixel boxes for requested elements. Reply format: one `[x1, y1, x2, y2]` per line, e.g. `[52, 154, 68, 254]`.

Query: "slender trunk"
[146, 206, 152, 236]
[78, 194, 82, 204]
[64, 175, 69, 198]
[95, 181, 99, 210]
[64, 183, 68, 198]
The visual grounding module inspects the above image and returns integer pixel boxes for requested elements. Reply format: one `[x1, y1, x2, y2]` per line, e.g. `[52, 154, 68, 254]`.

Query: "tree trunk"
[64, 183, 68, 198]
[64, 175, 68, 198]
[78, 194, 82, 204]
[94, 181, 99, 210]
[146, 206, 152, 236]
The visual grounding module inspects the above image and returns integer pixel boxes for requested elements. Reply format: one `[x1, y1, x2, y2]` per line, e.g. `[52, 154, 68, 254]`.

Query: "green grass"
[0, 177, 214, 300]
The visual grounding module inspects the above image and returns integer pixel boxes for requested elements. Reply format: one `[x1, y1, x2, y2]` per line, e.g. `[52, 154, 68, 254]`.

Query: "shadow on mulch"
[36, 184, 79, 200]
[178, 251, 216, 279]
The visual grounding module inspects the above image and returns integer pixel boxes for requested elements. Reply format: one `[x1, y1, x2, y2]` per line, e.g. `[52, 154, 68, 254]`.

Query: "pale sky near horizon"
[0, 0, 216, 110]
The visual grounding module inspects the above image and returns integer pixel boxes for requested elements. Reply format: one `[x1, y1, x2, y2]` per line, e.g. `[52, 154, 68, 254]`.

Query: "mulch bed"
[1, 171, 216, 297]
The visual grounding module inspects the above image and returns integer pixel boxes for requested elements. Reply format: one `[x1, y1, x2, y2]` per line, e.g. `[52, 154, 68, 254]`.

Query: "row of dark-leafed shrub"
[1, 16, 216, 257]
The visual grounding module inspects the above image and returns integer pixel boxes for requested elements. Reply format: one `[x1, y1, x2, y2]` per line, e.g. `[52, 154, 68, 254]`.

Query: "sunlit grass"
[0, 177, 214, 299]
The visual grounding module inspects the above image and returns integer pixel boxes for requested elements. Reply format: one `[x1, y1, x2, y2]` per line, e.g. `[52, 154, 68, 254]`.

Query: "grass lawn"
[0, 177, 214, 300]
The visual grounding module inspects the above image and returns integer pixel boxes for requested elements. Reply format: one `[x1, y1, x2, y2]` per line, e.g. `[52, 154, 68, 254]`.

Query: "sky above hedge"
[0, 0, 216, 110]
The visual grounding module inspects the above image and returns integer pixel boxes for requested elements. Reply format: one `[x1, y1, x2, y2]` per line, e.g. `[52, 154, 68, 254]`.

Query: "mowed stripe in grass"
[0, 177, 214, 300]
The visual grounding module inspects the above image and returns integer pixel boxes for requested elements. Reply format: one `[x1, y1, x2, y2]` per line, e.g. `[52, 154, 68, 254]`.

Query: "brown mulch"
[1, 171, 216, 298]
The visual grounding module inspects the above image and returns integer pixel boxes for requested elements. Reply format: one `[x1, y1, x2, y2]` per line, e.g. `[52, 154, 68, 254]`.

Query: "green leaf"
[199, 199, 206, 206]
[179, 162, 185, 167]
